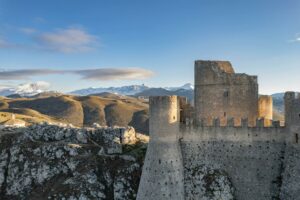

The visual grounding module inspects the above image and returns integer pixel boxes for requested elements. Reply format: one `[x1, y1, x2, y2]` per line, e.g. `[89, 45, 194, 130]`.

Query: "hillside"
[0, 93, 149, 134]
[0, 91, 287, 133]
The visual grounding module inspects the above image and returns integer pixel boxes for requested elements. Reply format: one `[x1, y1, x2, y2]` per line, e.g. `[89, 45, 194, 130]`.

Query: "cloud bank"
[74, 68, 154, 80]
[1, 27, 98, 53]
[35, 28, 97, 53]
[0, 69, 60, 80]
[0, 68, 154, 81]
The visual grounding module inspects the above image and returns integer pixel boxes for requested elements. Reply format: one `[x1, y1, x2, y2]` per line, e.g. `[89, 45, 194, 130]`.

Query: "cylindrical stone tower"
[137, 96, 185, 200]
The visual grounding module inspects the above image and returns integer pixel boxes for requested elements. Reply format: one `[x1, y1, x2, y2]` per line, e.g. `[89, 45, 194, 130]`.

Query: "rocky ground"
[0, 123, 147, 200]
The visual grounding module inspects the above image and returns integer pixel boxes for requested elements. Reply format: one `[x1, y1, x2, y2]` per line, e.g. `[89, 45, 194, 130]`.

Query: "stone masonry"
[137, 60, 300, 200]
[194, 60, 259, 126]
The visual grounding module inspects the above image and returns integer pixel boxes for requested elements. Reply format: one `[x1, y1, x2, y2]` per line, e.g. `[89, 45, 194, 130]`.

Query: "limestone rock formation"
[0, 124, 147, 200]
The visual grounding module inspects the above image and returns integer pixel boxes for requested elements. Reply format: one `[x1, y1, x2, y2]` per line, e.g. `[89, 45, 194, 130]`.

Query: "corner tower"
[137, 96, 184, 200]
[194, 60, 258, 126]
[284, 92, 300, 143]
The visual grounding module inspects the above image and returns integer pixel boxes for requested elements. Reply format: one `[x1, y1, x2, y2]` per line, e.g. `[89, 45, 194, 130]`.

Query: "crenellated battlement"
[180, 117, 283, 128]
[194, 60, 258, 86]
[149, 95, 178, 105]
[138, 59, 300, 200]
[285, 91, 300, 100]
[180, 118, 285, 128]
[181, 125, 286, 142]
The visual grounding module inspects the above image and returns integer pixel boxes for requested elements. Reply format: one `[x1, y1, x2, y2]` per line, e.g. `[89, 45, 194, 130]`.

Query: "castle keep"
[194, 60, 259, 126]
[137, 60, 300, 200]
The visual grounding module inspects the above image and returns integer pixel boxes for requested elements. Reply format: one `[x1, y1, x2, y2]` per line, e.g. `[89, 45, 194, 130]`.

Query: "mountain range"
[70, 83, 194, 96]
[0, 82, 51, 97]
[0, 82, 194, 97]
[0, 82, 292, 132]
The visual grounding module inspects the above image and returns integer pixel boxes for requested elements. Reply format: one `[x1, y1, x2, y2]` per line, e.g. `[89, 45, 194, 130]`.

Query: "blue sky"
[0, 0, 299, 94]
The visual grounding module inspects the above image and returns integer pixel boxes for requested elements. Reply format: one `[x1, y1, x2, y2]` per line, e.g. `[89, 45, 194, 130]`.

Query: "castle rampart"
[137, 59, 300, 200]
[181, 127, 286, 200]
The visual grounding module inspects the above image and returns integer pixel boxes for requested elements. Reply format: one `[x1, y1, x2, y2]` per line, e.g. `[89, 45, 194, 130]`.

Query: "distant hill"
[135, 88, 194, 103]
[0, 93, 149, 134]
[135, 88, 173, 96]
[271, 92, 299, 121]
[272, 93, 285, 115]
[6, 94, 22, 99]
[0, 82, 293, 132]
[31, 91, 63, 98]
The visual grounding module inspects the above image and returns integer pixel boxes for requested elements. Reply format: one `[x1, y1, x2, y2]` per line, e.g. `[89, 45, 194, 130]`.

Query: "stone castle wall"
[137, 92, 300, 200]
[137, 59, 300, 200]
[180, 125, 286, 200]
[194, 60, 258, 126]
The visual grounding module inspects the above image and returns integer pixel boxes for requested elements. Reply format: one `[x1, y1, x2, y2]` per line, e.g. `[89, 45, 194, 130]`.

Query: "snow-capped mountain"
[0, 81, 50, 97]
[70, 83, 194, 96]
[164, 83, 194, 91]
[70, 85, 150, 96]
[0, 82, 194, 97]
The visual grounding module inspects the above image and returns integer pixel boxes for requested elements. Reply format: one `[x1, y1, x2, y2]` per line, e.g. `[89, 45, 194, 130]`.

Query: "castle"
[137, 60, 300, 200]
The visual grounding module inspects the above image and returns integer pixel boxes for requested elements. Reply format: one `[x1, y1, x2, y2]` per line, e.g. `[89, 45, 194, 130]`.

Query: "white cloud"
[35, 27, 98, 53]
[0, 69, 60, 80]
[74, 68, 154, 81]
[0, 26, 98, 53]
[0, 68, 154, 81]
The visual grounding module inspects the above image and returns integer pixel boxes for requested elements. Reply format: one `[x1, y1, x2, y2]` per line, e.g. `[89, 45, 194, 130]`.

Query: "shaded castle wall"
[280, 144, 300, 200]
[137, 96, 185, 200]
[258, 95, 273, 126]
[138, 91, 300, 200]
[194, 60, 258, 126]
[180, 126, 287, 200]
[284, 92, 300, 130]
[280, 92, 300, 200]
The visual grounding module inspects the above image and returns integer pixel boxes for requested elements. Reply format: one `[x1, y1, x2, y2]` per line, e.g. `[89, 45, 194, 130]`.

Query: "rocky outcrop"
[0, 124, 147, 200]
